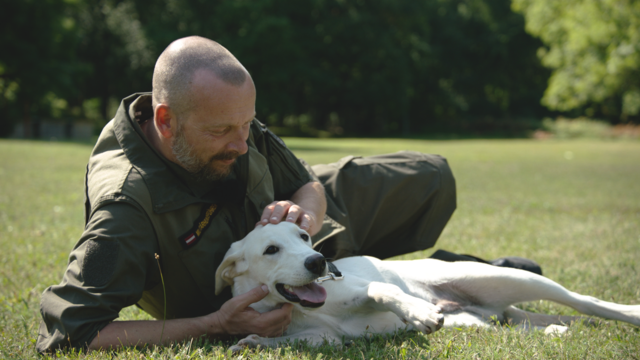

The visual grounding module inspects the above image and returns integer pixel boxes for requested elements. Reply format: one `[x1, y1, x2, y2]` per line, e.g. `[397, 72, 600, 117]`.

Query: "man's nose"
[227, 127, 249, 155]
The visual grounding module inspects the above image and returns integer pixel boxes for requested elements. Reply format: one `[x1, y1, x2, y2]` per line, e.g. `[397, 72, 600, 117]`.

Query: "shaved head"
[152, 36, 249, 117]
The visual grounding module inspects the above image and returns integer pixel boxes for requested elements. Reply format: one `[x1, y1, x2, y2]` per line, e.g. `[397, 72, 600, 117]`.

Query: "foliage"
[610, 123, 640, 139]
[539, 117, 640, 140]
[0, 0, 551, 137]
[0, 0, 86, 136]
[1, 138, 640, 358]
[5, 0, 640, 136]
[542, 117, 613, 139]
[512, 0, 640, 121]
[73, 0, 155, 123]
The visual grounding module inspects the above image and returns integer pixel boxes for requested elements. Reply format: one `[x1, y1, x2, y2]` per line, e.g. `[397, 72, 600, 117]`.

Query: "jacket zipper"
[239, 203, 247, 236]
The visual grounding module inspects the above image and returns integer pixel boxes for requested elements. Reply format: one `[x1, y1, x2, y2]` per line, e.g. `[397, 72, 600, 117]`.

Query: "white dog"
[215, 222, 640, 350]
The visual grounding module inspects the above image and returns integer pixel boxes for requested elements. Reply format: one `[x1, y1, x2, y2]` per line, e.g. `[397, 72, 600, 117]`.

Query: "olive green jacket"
[36, 93, 341, 352]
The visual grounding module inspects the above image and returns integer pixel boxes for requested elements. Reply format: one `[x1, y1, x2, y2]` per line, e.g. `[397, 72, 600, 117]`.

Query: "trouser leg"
[429, 250, 543, 275]
[311, 151, 456, 260]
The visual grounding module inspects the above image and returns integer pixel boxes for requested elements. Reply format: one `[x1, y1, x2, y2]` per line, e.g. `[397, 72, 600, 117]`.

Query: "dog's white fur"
[215, 222, 640, 350]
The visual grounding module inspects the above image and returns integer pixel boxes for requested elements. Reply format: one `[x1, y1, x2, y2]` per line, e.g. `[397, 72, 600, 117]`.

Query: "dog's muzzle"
[276, 282, 327, 308]
[276, 254, 328, 308]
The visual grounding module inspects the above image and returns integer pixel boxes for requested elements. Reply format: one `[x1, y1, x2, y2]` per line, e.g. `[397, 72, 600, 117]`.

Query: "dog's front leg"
[363, 282, 444, 334]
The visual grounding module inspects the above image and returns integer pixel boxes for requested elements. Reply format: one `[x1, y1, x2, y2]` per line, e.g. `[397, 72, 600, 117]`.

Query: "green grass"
[1, 138, 639, 359]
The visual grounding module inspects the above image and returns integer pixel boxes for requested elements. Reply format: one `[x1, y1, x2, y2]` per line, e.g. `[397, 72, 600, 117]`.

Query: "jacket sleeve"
[250, 120, 316, 200]
[36, 202, 160, 353]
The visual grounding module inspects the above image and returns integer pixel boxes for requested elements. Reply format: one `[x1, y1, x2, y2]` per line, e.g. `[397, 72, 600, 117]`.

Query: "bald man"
[36, 36, 457, 352]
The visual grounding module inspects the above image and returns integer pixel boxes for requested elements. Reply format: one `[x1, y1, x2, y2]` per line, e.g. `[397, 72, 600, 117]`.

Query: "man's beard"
[171, 125, 240, 182]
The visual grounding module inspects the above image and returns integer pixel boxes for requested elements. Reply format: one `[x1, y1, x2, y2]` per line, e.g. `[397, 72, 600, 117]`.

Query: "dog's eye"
[300, 234, 309, 242]
[264, 245, 279, 255]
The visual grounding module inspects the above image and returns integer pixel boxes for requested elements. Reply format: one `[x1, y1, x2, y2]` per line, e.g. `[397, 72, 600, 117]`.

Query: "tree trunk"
[23, 99, 31, 138]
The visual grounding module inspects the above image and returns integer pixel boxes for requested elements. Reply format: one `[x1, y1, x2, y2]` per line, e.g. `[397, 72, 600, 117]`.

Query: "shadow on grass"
[191, 329, 430, 358]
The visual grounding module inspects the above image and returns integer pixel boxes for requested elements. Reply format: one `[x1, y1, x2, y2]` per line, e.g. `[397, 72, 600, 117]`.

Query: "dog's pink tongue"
[291, 283, 327, 303]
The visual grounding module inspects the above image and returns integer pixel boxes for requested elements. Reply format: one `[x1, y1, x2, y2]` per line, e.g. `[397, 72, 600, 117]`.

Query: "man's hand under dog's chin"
[206, 284, 293, 339]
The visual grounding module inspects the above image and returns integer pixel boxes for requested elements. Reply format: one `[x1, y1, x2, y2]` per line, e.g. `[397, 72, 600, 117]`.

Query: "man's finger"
[229, 284, 270, 309]
[285, 205, 301, 223]
[260, 203, 276, 225]
[256, 305, 293, 337]
[298, 213, 312, 231]
[269, 202, 291, 224]
[259, 302, 292, 317]
[281, 302, 294, 314]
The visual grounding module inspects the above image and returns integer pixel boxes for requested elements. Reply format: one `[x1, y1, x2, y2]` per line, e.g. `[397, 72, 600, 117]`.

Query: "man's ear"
[154, 104, 177, 139]
[215, 241, 249, 295]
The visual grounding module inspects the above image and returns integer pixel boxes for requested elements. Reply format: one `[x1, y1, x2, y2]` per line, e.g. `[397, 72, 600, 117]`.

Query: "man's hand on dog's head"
[206, 284, 293, 338]
[258, 200, 317, 234]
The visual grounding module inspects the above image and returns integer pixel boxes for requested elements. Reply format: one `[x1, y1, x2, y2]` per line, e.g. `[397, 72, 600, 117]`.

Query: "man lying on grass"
[36, 35, 538, 353]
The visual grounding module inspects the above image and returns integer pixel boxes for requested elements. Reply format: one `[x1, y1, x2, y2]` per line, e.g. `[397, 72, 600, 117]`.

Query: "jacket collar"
[113, 93, 247, 213]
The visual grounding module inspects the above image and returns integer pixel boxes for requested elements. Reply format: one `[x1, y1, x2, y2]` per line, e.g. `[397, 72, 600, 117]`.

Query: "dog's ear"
[215, 240, 249, 295]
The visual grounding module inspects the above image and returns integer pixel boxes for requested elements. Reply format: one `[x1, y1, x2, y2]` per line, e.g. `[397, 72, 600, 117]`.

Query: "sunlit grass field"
[1, 138, 639, 358]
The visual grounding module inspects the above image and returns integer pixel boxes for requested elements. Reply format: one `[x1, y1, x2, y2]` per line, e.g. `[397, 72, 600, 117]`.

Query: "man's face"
[171, 69, 256, 181]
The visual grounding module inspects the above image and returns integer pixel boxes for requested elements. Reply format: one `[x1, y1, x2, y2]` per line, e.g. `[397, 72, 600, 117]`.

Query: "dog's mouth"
[276, 282, 327, 308]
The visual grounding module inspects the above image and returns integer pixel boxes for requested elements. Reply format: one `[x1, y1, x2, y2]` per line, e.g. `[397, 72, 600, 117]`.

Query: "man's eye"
[264, 246, 279, 255]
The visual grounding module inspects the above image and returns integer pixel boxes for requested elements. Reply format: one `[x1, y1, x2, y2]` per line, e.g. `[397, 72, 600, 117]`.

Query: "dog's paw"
[229, 344, 245, 355]
[401, 301, 445, 334]
[544, 324, 569, 336]
[229, 334, 263, 353]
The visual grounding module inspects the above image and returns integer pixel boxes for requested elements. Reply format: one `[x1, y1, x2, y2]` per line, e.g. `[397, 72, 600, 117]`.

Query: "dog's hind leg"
[438, 307, 576, 331]
[438, 262, 640, 327]
[441, 310, 493, 328]
[503, 306, 595, 329]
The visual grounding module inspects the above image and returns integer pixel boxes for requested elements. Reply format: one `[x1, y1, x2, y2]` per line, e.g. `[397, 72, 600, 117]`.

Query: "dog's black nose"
[304, 254, 326, 276]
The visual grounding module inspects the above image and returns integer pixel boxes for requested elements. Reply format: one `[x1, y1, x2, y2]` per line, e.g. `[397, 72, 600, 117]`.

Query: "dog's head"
[215, 222, 328, 311]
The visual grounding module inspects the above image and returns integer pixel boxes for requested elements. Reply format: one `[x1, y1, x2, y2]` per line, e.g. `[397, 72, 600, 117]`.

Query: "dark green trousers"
[311, 151, 456, 260]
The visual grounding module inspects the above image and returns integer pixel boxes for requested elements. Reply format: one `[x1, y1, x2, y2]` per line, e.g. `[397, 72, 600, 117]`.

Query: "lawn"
[1, 138, 639, 359]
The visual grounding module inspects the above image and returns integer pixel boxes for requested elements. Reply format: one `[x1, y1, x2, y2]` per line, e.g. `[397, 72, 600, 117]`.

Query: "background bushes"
[1, 0, 638, 138]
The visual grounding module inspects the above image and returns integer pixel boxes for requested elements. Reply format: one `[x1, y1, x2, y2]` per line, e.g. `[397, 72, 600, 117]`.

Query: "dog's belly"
[332, 256, 413, 285]
[332, 256, 442, 303]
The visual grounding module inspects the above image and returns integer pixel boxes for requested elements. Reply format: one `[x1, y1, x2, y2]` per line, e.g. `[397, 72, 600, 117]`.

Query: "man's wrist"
[305, 211, 321, 236]
[200, 311, 228, 339]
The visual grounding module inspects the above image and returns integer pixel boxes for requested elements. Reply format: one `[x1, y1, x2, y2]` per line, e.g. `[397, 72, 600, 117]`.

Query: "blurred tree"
[513, 0, 640, 121]
[74, 0, 155, 123]
[412, 0, 550, 134]
[0, 0, 82, 137]
[132, 0, 549, 135]
[0, 0, 156, 137]
[0, 0, 552, 137]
